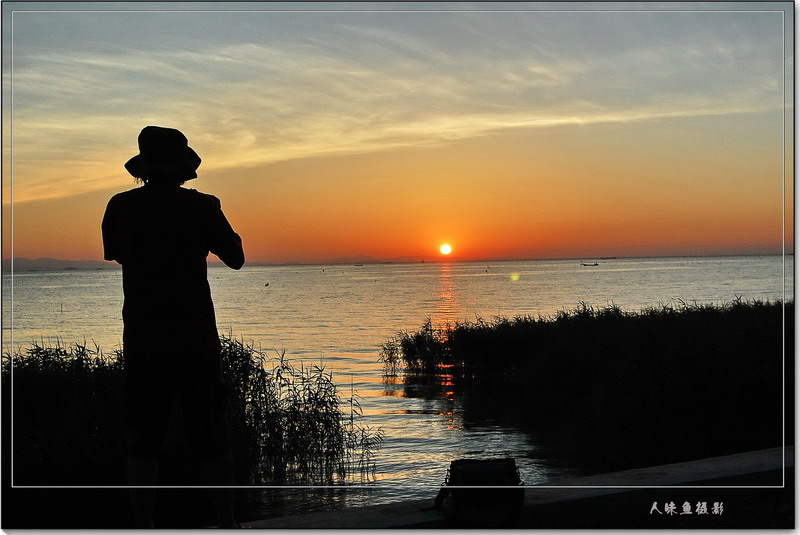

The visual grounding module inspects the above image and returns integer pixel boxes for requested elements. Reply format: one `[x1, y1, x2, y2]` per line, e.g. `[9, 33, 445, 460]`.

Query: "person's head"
[124, 126, 201, 186]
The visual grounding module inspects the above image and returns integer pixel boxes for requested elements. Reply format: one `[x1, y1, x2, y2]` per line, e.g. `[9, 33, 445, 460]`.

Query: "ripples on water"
[2, 255, 793, 508]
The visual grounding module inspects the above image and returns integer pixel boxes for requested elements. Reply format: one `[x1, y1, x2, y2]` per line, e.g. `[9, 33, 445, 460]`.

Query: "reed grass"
[2, 340, 126, 486]
[3, 335, 382, 486]
[220, 335, 384, 485]
[381, 299, 792, 471]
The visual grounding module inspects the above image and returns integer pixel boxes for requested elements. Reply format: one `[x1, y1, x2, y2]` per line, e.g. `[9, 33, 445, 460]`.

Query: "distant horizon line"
[1, 251, 793, 271]
[222, 251, 793, 267]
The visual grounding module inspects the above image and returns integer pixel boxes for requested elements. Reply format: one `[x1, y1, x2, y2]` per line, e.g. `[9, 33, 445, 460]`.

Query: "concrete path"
[242, 446, 793, 529]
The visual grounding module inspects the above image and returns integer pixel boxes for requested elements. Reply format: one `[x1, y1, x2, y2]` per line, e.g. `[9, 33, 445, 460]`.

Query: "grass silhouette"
[3, 335, 382, 487]
[381, 299, 792, 472]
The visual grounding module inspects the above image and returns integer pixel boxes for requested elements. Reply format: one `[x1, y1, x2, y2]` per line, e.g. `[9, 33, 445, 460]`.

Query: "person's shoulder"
[182, 188, 222, 209]
[109, 187, 140, 199]
[106, 187, 143, 207]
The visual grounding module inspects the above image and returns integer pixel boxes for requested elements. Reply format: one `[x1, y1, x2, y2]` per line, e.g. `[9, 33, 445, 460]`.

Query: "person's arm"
[208, 196, 245, 270]
[101, 195, 127, 264]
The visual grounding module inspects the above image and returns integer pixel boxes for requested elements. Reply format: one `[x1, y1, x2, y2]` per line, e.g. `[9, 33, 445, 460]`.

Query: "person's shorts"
[124, 346, 230, 459]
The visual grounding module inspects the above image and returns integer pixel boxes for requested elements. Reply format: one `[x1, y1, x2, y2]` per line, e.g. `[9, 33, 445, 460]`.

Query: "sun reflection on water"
[432, 263, 459, 328]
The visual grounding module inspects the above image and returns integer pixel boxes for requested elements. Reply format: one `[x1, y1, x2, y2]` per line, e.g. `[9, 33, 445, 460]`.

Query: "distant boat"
[355, 264, 363, 266]
[581, 262, 599, 266]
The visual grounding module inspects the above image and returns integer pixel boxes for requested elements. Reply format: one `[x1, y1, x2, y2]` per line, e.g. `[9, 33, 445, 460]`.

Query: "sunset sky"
[2, 2, 793, 264]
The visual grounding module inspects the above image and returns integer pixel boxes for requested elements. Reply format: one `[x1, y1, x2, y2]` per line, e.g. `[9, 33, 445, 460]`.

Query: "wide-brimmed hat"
[124, 126, 201, 180]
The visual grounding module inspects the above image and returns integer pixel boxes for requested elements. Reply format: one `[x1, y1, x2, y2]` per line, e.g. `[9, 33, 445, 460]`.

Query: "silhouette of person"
[102, 126, 245, 528]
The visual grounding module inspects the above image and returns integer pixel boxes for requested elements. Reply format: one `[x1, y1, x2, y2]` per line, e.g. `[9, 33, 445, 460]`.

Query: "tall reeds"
[2, 340, 126, 486]
[3, 335, 382, 486]
[381, 300, 792, 472]
[220, 335, 384, 484]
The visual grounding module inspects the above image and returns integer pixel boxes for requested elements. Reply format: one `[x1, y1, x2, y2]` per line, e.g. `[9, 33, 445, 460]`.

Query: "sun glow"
[440, 244, 453, 255]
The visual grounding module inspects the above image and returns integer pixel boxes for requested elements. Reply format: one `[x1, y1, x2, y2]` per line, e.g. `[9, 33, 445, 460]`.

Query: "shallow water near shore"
[3, 255, 793, 511]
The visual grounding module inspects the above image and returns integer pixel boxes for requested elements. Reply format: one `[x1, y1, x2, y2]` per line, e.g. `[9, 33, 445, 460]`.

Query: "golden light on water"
[440, 244, 452, 255]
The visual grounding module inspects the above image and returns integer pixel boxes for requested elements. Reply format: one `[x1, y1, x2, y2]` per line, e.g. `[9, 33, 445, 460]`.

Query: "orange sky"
[2, 5, 794, 264]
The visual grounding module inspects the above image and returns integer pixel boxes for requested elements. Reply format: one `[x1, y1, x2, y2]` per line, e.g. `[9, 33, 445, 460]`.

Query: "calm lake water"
[2, 255, 793, 515]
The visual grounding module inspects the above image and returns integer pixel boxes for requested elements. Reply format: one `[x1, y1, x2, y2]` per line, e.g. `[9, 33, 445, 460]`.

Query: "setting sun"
[440, 244, 453, 255]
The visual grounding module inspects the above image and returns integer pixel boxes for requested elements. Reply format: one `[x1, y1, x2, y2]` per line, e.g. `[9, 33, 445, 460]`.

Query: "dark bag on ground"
[431, 458, 525, 519]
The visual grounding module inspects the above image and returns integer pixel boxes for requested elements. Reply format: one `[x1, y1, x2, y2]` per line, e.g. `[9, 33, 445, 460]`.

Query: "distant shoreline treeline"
[381, 300, 793, 473]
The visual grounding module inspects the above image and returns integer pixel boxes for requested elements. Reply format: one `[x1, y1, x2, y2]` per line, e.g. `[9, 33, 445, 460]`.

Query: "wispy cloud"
[6, 8, 786, 203]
